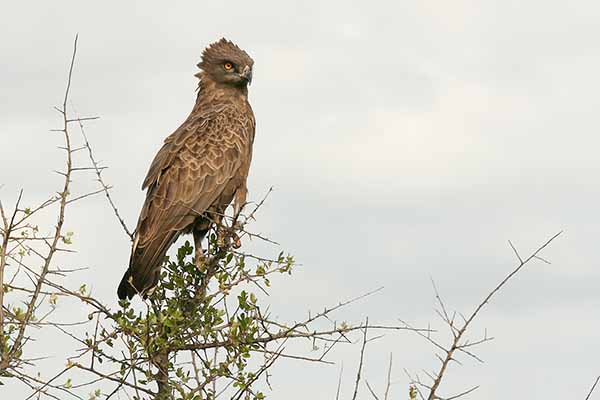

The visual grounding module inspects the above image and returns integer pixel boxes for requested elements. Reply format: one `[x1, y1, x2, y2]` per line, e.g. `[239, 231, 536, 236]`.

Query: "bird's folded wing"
[136, 132, 243, 248]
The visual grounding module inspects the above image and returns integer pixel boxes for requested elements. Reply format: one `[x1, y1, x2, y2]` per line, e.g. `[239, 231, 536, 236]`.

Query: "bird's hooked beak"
[240, 65, 253, 85]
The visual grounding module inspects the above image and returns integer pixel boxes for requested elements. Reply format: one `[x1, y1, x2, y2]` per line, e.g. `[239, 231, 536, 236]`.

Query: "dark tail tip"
[117, 270, 135, 300]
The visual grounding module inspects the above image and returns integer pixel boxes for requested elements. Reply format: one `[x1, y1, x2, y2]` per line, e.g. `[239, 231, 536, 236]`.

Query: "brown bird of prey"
[117, 38, 255, 300]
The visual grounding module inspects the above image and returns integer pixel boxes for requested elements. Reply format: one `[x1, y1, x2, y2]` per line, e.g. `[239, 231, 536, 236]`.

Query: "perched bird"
[117, 38, 255, 300]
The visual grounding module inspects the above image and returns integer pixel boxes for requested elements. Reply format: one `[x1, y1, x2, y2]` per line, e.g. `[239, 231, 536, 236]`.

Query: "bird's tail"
[117, 230, 179, 300]
[117, 270, 137, 300]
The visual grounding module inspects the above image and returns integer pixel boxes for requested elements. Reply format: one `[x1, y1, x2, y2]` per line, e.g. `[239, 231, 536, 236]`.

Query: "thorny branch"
[75, 114, 134, 241]
[586, 375, 600, 400]
[0, 34, 122, 395]
[402, 231, 563, 400]
[2, 34, 80, 372]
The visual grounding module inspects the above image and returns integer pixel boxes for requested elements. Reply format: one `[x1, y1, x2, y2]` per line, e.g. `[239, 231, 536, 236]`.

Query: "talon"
[232, 232, 242, 249]
[195, 249, 206, 271]
[217, 228, 229, 247]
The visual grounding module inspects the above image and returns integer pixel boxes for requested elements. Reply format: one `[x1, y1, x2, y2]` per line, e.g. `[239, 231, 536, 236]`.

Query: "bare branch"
[351, 318, 369, 400]
[75, 112, 134, 240]
[586, 375, 600, 400]
[421, 231, 562, 400]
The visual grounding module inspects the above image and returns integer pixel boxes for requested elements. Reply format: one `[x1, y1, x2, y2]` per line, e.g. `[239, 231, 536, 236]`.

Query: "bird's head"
[197, 38, 254, 88]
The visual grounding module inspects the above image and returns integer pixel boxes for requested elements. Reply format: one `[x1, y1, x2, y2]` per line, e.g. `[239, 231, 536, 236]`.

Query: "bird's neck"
[195, 74, 248, 107]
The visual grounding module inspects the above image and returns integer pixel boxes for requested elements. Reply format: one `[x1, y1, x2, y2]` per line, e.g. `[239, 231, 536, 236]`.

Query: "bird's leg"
[227, 214, 242, 249]
[230, 230, 242, 249]
[214, 215, 240, 249]
[211, 209, 232, 249]
[193, 228, 206, 271]
[216, 224, 228, 248]
[229, 187, 247, 249]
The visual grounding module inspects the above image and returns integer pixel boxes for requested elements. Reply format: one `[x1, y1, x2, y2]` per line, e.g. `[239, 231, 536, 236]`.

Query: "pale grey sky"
[2, 1, 600, 399]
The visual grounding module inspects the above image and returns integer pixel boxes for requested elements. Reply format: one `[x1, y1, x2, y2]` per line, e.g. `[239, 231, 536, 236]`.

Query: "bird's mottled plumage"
[118, 38, 255, 300]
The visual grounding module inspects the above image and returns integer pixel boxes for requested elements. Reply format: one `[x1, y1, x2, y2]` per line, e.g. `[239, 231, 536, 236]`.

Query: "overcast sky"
[2, 1, 600, 399]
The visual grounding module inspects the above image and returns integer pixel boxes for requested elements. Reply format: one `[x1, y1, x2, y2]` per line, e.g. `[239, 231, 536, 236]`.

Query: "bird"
[117, 38, 255, 300]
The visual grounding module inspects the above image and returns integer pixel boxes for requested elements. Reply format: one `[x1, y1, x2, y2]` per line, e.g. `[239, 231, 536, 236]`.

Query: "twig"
[384, 353, 393, 400]
[424, 231, 562, 400]
[76, 113, 134, 240]
[335, 363, 344, 400]
[351, 318, 369, 400]
[585, 375, 600, 400]
[365, 380, 380, 400]
[7, 34, 79, 369]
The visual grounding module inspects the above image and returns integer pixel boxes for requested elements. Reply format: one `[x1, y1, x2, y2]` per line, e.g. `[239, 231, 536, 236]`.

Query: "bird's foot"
[195, 249, 207, 271]
[231, 231, 242, 249]
[216, 228, 229, 248]
[216, 225, 242, 249]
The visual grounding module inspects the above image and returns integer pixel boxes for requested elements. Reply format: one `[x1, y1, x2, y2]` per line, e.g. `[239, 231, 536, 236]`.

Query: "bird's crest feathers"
[196, 38, 253, 76]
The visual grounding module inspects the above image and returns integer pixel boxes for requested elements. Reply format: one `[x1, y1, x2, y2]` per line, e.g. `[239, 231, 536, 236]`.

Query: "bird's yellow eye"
[224, 62, 233, 70]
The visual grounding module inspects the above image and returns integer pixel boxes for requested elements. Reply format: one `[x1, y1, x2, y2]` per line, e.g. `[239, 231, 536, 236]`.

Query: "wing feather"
[119, 107, 254, 299]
